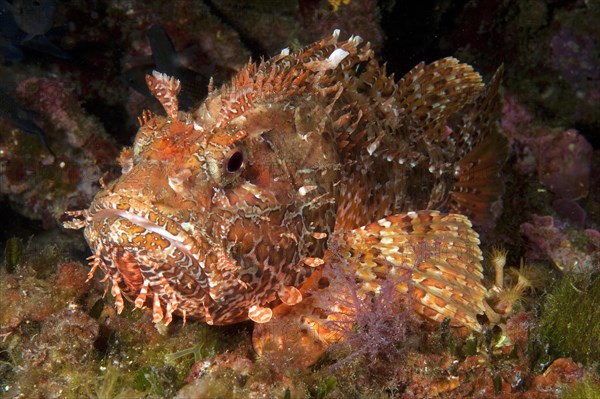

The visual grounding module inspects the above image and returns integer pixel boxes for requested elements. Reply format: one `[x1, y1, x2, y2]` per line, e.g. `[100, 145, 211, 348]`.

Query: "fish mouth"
[82, 195, 218, 324]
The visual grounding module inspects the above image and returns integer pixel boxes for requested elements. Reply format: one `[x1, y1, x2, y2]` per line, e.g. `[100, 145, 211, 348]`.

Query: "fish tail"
[449, 66, 508, 227]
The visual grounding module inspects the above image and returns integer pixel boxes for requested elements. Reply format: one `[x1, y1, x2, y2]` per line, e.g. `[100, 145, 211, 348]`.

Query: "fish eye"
[224, 148, 244, 174]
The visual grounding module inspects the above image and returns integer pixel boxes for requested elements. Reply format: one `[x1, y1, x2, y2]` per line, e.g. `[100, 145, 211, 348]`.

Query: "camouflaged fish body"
[65, 31, 505, 333]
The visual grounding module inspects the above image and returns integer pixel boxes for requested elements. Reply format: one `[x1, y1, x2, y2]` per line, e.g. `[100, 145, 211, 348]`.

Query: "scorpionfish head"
[75, 79, 341, 326]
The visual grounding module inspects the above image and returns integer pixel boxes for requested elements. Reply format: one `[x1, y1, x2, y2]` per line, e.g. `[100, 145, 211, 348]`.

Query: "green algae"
[91, 365, 145, 399]
[539, 273, 600, 365]
[314, 376, 337, 399]
[560, 378, 600, 399]
[2, 237, 23, 273]
[97, 321, 224, 397]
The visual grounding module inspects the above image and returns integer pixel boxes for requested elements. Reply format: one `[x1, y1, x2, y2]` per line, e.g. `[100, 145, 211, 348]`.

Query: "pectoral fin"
[253, 210, 488, 367]
[340, 210, 487, 331]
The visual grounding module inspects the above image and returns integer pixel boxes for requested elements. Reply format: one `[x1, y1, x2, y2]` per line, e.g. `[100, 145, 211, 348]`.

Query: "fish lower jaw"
[82, 201, 218, 325]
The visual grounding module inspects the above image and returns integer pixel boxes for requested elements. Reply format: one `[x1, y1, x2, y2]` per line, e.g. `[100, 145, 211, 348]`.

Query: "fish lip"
[93, 207, 193, 254]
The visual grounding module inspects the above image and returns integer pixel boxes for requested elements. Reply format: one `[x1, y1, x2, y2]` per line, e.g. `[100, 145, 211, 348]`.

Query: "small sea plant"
[489, 245, 509, 289]
[507, 258, 550, 294]
[320, 259, 422, 368]
[498, 260, 550, 314]
[539, 272, 600, 365]
[486, 247, 550, 316]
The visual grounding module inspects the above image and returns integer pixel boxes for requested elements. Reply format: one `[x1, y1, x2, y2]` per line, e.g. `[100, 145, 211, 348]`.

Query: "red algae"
[531, 129, 593, 200]
[0, 78, 119, 227]
[520, 214, 600, 273]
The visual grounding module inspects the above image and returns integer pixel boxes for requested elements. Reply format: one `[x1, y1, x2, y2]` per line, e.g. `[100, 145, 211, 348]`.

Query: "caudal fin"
[449, 66, 508, 226]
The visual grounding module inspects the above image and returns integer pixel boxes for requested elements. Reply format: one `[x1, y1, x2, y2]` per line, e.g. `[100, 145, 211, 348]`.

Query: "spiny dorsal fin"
[395, 57, 484, 139]
[214, 31, 372, 125]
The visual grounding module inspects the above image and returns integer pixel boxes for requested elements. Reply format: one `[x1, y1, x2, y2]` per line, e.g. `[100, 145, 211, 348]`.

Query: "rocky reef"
[1, 0, 599, 398]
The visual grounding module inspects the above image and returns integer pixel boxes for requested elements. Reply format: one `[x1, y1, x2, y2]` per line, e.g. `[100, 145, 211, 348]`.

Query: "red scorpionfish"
[65, 30, 507, 365]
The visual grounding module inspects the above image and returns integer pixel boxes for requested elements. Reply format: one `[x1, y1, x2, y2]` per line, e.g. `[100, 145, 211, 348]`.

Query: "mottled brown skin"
[65, 31, 506, 332]
[74, 78, 341, 325]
